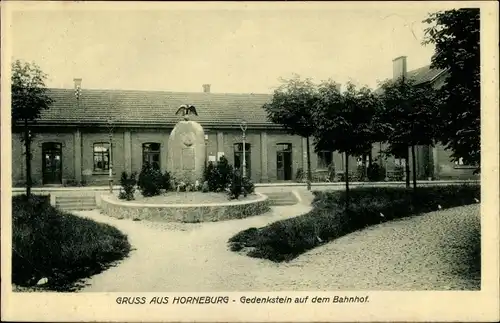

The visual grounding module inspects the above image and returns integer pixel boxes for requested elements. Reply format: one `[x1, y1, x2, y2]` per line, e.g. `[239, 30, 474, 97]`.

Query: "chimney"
[334, 82, 341, 92]
[74, 78, 82, 100]
[392, 56, 407, 80]
[202, 84, 211, 93]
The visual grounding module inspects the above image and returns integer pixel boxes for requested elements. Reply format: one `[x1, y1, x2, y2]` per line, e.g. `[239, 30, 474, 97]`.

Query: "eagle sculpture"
[175, 104, 198, 120]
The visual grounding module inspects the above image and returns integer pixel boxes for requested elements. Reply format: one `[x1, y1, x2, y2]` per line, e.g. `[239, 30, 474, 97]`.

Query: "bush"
[12, 195, 131, 290]
[118, 171, 137, 201]
[367, 162, 386, 181]
[295, 168, 305, 182]
[229, 184, 480, 262]
[161, 171, 172, 191]
[137, 162, 163, 197]
[204, 156, 234, 193]
[227, 168, 256, 200]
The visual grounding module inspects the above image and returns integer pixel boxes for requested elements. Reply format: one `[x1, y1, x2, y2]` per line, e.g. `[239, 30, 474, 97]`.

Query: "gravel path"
[76, 204, 480, 292]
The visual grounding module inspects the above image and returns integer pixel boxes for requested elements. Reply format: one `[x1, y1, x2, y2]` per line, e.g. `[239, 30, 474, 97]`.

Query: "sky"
[8, 2, 461, 94]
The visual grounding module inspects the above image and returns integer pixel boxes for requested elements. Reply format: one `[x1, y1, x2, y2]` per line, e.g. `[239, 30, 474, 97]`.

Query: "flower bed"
[101, 192, 271, 222]
[228, 184, 480, 262]
[12, 194, 131, 291]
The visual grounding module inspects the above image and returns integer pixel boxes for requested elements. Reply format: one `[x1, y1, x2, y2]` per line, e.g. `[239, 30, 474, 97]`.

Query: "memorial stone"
[167, 105, 206, 184]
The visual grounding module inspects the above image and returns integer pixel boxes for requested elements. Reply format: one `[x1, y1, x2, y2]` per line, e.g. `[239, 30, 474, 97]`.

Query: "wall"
[81, 129, 125, 185]
[12, 131, 75, 186]
[266, 132, 304, 181]
[130, 129, 170, 173]
[433, 145, 478, 180]
[10, 126, 477, 187]
[222, 130, 262, 183]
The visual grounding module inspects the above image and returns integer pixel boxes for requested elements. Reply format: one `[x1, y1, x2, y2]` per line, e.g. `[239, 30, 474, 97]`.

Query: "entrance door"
[42, 142, 62, 185]
[276, 143, 292, 181]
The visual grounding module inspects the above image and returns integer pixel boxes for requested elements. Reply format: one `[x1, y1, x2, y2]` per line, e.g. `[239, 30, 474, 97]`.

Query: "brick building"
[11, 57, 478, 187]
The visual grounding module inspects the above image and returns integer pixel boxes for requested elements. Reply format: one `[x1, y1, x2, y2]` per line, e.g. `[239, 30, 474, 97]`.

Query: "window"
[356, 155, 370, 167]
[234, 143, 251, 177]
[395, 158, 406, 167]
[276, 143, 292, 152]
[93, 142, 110, 172]
[317, 151, 333, 169]
[143, 143, 161, 170]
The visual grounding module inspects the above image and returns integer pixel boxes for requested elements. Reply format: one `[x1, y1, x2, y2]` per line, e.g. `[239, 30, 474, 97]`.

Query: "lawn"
[115, 191, 260, 204]
[12, 194, 131, 291]
[228, 184, 481, 262]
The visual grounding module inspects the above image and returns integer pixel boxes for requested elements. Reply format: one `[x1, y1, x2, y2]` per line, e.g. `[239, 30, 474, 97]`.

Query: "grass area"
[12, 195, 131, 291]
[228, 184, 480, 262]
[117, 191, 260, 204]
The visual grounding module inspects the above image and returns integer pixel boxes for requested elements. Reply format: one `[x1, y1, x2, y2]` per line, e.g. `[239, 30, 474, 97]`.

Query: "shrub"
[295, 168, 305, 182]
[367, 162, 386, 181]
[355, 165, 367, 181]
[137, 162, 163, 197]
[204, 162, 218, 191]
[229, 184, 480, 262]
[203, 156, 234, 192]
[227, 169, 256, 200]
[118, 171, 137, 201]
[12, 195, 130, 290]
[161, 171, 172, 191]
[327, 163, 336, 181]
[228, 170, 243, 200]
[242, 176, 255, 195]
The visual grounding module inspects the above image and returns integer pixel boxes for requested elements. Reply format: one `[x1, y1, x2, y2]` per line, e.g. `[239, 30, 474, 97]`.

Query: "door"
[42, 143, 62, 185]
[276, 143, 292, 181]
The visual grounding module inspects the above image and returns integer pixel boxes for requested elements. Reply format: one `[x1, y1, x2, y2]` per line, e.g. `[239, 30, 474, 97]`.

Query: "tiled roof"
[38, 88, 275, 128]
[36, 65, 446, 127]
[374, 65, 447, 94]
[406, 65, 447, 84]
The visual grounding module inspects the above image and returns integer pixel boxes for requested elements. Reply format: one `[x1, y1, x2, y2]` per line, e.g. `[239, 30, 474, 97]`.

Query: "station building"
[11, 57, 478, 186]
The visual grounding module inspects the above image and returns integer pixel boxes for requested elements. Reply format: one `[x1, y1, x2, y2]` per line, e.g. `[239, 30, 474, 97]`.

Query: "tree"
[377, 77, 439, 190]
[11, 60, 53, 197]
[263, 75, 318, 190]
[313, 81, 380, 209]
[423, 8, 480, 172]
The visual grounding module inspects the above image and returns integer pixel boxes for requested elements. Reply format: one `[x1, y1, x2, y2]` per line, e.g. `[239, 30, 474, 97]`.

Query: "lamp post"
[204, 133, 209, 167]
[240, 120, 248, 178]
[107, 119, 114, 193]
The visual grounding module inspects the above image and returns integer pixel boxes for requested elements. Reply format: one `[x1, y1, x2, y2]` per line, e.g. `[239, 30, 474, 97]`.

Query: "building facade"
[11, 58, 478, 187]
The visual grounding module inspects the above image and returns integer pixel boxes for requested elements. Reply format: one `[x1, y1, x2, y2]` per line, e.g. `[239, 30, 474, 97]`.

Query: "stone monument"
[167, 104, 206, 184]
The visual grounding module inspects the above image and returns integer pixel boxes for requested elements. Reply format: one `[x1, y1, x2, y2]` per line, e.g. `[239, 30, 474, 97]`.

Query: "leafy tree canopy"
[377, 77, 439, 149]
[313, 81, 380, 156]
[263, 75, 318, 137]
[423, 8, 480, 167]
[11, 59, 53, 127]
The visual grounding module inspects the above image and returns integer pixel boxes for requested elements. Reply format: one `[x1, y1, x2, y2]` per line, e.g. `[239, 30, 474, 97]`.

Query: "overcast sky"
[9, 3, 462, 93]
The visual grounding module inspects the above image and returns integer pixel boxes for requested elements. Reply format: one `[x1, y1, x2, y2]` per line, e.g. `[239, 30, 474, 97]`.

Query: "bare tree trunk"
[405, 149, 410, 188]
[345, 152, 350, 211]
[24, 119, 32, 197]
[306, 136, 312, 191]
[411, 145, 417, 191]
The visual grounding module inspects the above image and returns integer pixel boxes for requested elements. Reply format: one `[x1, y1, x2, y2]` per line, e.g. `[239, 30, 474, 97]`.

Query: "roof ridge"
[47, 87, 272, 96]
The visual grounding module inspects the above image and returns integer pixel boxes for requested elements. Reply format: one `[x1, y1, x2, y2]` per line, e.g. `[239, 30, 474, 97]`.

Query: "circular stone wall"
[100, 193, 271, 223]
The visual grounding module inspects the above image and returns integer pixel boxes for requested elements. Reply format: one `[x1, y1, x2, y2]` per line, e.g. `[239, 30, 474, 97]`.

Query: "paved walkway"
[76, 204, 480, 292]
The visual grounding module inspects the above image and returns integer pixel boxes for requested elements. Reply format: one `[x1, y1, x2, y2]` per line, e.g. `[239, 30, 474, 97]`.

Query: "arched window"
[234, 143, 251, 177]
[143, 142, 161, 170]
[93, 142, 110, 171]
